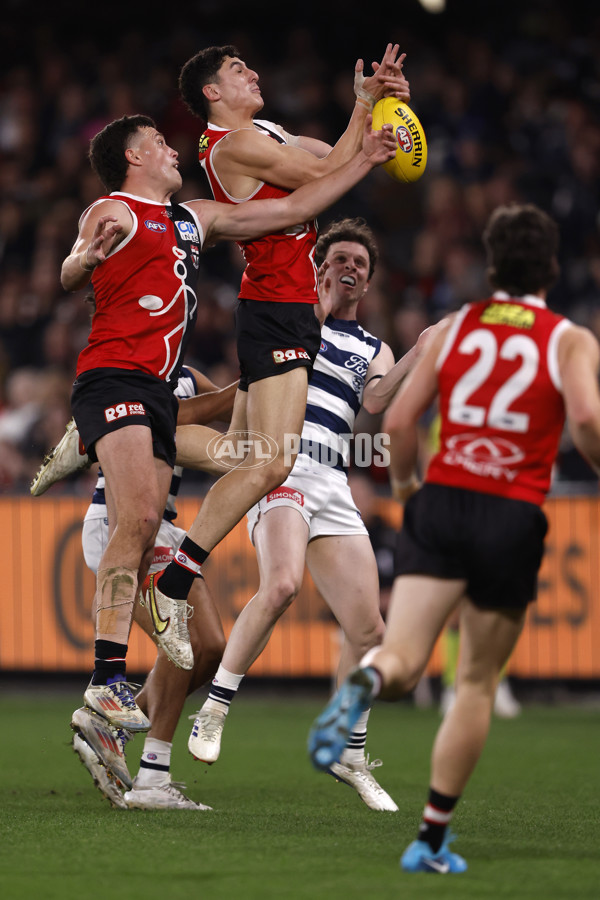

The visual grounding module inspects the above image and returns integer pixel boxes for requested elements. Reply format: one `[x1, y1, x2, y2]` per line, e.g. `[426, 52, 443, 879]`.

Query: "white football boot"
[124, 776, 212, 810]
[71, 706, 133, 787]
[145, 573, 194, 670]
[328, 756, 399, 811]
[83, 680, 150, 732]
[188, 706, 226, 764]
[72, 733, 128, 810]
[30, 418, 91, 496]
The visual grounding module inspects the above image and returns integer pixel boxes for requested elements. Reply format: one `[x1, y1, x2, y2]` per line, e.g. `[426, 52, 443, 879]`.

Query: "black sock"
[156, 537, 209, 599]
[418, 787, 460, 853]
[92, 640, 127, 684]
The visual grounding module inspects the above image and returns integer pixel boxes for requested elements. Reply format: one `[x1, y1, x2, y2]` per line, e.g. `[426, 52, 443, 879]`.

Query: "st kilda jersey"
[426, 292, 572, 506]
[199, 119, 318, 304]
[75, 192, 203, 389]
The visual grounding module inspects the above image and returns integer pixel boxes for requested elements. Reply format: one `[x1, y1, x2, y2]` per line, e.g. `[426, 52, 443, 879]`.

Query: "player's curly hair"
[179, 45, 240, 124]
[314, 217, 379, 280]
[89, 115, 156, 193]
[483, 203, 560, 296]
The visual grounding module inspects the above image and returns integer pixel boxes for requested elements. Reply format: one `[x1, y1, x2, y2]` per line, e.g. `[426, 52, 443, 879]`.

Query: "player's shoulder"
[558, 320, 599, 356]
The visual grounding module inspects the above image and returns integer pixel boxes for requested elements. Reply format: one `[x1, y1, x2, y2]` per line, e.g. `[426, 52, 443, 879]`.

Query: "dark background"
[1, 0, 599, 491]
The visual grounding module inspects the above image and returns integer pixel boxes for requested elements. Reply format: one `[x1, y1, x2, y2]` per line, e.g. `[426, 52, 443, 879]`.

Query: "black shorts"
[394, 483, 548, 610]
[235, 299, 321, 391]
[71, 368, 178, 467]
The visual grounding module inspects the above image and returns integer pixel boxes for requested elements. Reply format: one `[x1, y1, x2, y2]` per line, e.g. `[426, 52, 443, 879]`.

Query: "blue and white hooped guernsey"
[299, 315, 381, 472]
[89, 366, 198, 522]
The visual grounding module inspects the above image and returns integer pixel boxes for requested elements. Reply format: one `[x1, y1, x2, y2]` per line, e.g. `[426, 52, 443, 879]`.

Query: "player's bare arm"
[559, 324, 600, 474]
[214, 44, 409, 194]
[363, 318, 451, 414]
[196, 116, 396, 244]
[61, 201, 131, 291]
[177, 380, 238, 426]
[383, 323, 450, 501]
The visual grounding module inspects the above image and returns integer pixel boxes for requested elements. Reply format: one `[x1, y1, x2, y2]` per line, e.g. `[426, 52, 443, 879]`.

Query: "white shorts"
[247, 456, 368, 545]
[82, 504, 187, 575]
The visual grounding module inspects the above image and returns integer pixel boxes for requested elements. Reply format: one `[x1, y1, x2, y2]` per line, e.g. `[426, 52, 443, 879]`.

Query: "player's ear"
[203, 83, 220, 103]
[125, 147, 142, 167]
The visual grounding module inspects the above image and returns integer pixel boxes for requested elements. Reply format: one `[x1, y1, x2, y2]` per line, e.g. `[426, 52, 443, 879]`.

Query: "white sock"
[204, 664, 245, 714]
[341, 708, 371, 766]
[135, 737, 172, 786]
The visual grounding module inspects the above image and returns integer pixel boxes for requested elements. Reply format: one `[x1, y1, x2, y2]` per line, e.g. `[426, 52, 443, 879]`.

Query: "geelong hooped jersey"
[299, 316, 381, 472]
[199, 119, 318, 304]
[76, 193, 204, 389]
[426, 292, 571, 505]
[87, 366, 198, 520]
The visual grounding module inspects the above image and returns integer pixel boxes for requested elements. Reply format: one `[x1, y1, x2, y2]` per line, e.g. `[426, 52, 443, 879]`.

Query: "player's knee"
[347, 618, 385, 660]
[262, 576, 300, 614]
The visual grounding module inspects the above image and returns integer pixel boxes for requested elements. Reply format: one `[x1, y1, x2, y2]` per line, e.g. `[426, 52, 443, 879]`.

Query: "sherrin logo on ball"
[372, 97, 428, 183]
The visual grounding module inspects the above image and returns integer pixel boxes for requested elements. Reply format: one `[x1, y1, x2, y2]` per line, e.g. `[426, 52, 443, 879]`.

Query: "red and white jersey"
[426, 292, 572, 506]
[199, 119, 318, 304]
[76, 192, 204, 389]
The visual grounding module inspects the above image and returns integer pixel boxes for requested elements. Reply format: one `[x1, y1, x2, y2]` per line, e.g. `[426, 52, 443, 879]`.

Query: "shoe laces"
[109, 681, 140, 711]
[188, 708, 224, 739]
[173, 602, 194, 640]
[364, 754, 383, 772]
[110, 724, 133, 752]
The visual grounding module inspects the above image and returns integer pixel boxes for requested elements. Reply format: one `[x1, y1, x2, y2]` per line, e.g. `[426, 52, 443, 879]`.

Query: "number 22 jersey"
[426, 292, 571, 506]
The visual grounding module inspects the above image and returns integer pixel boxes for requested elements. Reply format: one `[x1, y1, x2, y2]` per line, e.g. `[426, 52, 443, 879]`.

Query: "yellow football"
[372, 98, 428, 183]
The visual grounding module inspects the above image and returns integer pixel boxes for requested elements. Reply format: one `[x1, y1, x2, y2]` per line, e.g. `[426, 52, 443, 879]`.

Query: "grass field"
[1, 686, 599, 900]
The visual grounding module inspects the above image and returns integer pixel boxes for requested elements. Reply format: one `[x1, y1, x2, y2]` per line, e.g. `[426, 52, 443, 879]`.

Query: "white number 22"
[448, 329, 539, 433]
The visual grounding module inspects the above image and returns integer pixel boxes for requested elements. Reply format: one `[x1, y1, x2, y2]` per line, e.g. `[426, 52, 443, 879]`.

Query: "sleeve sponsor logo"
[104, 402, 146, 422]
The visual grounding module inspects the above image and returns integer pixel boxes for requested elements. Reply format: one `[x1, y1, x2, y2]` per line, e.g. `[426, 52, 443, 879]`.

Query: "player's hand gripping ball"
[372, 98, 427, 183]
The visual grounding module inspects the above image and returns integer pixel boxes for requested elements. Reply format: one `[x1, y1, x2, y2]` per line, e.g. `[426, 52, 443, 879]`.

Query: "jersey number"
[448, 330, 539, 433]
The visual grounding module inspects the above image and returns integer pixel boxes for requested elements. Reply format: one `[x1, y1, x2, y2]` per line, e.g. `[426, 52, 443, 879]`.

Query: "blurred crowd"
[1, 0, 599, 493]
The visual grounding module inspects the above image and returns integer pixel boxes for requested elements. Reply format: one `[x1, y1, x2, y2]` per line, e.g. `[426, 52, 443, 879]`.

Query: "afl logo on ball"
[396, 126, 413, 153]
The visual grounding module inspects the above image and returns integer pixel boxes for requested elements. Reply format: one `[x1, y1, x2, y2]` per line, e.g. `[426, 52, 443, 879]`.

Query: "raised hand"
[84, 215, 123, 269]
[355, 43, 411, 105]
[361, 115, 397, 165]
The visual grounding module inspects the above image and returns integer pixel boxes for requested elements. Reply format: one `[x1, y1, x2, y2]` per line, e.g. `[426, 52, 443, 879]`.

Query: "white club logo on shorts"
[207, 430, 279, 470]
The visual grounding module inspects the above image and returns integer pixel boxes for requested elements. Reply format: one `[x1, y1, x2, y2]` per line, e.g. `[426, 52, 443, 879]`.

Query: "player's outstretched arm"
[198, 116, 396, 244]
[177, 381, 239, 426]
[363, 319, 451, 414]
[382, 325, 448, 502]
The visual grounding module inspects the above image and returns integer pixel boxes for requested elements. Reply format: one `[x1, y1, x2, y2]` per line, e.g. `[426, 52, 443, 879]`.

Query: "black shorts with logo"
[71, 368, 178, 467]
[235, 299, 321, 391]
[394, 483, 548, 610]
